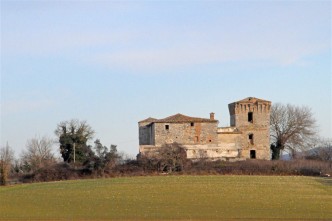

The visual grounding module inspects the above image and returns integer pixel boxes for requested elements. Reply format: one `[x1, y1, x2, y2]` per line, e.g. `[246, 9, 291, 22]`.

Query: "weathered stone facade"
[139, 97, 271, 160]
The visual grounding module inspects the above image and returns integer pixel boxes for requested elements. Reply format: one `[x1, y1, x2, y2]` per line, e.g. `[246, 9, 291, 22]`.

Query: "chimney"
[210, 112, 215, 120]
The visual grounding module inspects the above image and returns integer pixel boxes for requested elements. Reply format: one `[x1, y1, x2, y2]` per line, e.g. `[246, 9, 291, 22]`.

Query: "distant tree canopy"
[270, 103, 317, 160]
[55, 119, 95, 163]
[92, 139, 120, 174]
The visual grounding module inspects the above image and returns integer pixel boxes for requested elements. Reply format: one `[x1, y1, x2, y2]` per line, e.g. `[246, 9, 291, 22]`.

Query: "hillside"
[0, 176, 331, 220]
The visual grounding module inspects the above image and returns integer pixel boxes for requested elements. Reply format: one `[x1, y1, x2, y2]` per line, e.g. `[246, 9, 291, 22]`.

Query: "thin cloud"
[2, 31, 136, 56]
[2, 99, 55, 115]
[90, 37, 329, 71]
[3, 27, 329, 71]
[2, 1, 330, 71]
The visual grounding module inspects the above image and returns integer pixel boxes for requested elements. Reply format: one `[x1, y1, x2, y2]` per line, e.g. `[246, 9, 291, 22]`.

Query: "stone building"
[138, 97, 271, 160]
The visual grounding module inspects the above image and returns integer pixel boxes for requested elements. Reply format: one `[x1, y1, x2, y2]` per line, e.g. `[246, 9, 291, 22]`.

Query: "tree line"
[1, 103, 331, 185]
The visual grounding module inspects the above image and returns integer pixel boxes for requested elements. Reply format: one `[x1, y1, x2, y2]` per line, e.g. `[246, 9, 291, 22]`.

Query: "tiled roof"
[138, 117, 158, 123]
[139, 113, 217, 123]
[157, 113, 217, 123]
[233, 97, 271, 104]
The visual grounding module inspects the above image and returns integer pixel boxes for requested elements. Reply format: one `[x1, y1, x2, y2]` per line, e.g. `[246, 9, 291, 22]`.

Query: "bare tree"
[21, 136, 55, 172]
[196, 149, 207, 160]
[317, 139, 332, 162]
[0, 143, 14, 185]
[157, 143, 187, 172]
[270, 103, 317, 160]
[305, 138, 332, 162]
[137, 143, 187, 172]
[117, 151, 133, 164]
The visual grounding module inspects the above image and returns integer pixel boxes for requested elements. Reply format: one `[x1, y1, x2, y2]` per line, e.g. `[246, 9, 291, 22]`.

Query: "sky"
[1, 1, 331, 158]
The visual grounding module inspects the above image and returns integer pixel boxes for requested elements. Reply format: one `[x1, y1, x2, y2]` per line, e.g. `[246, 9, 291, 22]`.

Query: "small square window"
[165, 125, 169, 130]
[190, 122, 194, 126]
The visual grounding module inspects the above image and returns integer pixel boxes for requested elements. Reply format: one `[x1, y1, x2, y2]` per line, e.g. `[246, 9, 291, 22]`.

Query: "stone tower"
[228, 97, 271, 160]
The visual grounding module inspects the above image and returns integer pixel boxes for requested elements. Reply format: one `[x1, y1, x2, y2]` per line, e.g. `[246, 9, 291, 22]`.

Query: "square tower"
[228, 97, 271, 160]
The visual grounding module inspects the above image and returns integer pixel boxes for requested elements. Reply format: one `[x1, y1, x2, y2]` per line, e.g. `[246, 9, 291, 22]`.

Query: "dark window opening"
[165, 125, 169, 130]
[250, 150, 256, 159]
[209, 139, 212, 142]
[248, 112, 253, 122]
[191, 122, 194, 126]
[248, 134, 254, 144]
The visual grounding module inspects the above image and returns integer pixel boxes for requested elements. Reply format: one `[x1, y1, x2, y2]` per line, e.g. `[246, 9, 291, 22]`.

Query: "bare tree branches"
[0, 143, 14, 185]
[305, 138, 332, 162]
[55, 119, 94, 142]
[21, 136, 55, 172]
[317, 139, 332, 162]
[270, 103, 317, 159]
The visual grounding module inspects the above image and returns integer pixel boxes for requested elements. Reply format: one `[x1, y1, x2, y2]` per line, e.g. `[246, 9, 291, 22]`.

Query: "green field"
[0, 175, 331, 220]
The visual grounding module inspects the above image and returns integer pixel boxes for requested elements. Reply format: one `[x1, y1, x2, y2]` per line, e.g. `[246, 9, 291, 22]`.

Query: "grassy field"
[0, 175, 331, 220]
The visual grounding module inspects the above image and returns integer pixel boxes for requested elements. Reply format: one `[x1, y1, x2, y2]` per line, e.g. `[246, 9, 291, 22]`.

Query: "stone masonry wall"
[154, 122, 218, 146]
[229, 100, 271, 160]
[139, 122, 154, 145]
[139, 97, 272, 161]
[217, 133, 243, 150]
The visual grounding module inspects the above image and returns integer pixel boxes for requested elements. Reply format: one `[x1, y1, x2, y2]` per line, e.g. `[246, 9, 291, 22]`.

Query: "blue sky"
[1, 1, 331, 157]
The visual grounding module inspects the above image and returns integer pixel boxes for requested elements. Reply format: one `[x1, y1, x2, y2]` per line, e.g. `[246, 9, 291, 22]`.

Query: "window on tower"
[248, 112, 253, 123]
[250, 150, 256, 159]
[248, 134, 254, 144]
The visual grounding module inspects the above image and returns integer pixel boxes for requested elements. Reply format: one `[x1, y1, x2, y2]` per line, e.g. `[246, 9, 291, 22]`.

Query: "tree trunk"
[271, 143, 283, 160]
[290, 149, 297, 159]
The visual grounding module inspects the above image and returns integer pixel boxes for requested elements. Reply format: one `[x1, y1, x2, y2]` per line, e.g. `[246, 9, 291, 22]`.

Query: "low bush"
[16, 158, 331, 183]
[186, 159, 331, 176]
[22, 163, 80, 183]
